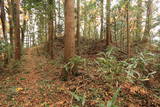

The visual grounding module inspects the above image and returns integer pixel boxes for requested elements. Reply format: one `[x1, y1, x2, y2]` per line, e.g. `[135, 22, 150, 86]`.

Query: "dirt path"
[18, 48, 40, 89]
[13, 48, 44, 106]
[0, 47, 71, 107]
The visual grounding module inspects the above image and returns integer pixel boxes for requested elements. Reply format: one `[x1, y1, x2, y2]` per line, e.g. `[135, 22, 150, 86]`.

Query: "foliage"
[71, 92, 86, 107]
[64, 56, 86, 73]
[0, 39, 12, 66]
[10, 60, 22, 71]
[0, 39, 5, 53]
[96, 47, 159, 83]
[96, 47, 122, 73]
[122, 51, 158, 81]
[98, 88, 121, 107]
[107, 88, 121, 107]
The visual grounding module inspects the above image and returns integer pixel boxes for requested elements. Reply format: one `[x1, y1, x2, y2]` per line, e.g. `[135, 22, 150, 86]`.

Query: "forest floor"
[0, 38, 160, 107]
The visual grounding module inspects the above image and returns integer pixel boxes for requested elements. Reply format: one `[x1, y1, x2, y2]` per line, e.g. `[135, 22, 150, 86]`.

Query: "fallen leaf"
[16, 88, 23, 92]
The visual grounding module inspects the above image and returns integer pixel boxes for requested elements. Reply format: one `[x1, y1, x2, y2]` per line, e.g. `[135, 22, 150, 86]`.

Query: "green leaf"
[70, 92, 81, 101]
[82, 94, 86, 106]
[107, 88, 121, 107]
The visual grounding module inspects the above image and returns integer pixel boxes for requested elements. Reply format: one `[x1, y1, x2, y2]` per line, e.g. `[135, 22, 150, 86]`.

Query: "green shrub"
[64, 56, 86, 73]
[96, 48, 159, 83]
[71, 92, 86, 107]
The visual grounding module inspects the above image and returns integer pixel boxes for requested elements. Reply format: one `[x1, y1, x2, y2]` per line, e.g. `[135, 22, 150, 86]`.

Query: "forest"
[0, 0, 160, 106]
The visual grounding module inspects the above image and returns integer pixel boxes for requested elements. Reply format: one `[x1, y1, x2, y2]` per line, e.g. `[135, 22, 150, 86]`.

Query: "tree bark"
[106, 0, 111, 46]
[21, 11, 27, 48]
[126, 0, 131, 57]
[100, 0, 104, 39]
[7, 0, 14, 54]
[136, 0, 142, 41]
[76, 0, 80, 47]
[113, 17, 117, 45]
[64, 0, 75, 61]
[58, 0, 61, 34]
[0, 0, 7, 42]
[47, 0, 54, 59]
[11, 0, 21, 60]
[54, 0, 57, 38]
[144, 0, 152, 41]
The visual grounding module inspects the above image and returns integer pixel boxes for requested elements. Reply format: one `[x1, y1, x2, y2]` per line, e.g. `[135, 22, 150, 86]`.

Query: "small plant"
[61, 56, 86, 81]
[0, 40, 9, 66]
[121, 51, 159, 82]
[11, 60, 21, 70]
[121, 58, 141, 82]
[71, 92, 86, 107]
[98, 46, 118, 58]
[63, 56, 86, 75]
[96, 48, 159, 82]
[96, 47, 122, 74]
[0, 39, 6, 54]
[98, 88, 121, 107]
[107, 88, 121, 107]
[95, 48, 126, 83]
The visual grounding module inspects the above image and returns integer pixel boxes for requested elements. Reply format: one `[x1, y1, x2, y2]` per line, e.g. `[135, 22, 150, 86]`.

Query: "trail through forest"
[0, 48, 64, 106]
[19, 48, 40, 90]
[14, 48, 41, 106]
[1, 0, 160, 106]
[0, 42, 160, 107]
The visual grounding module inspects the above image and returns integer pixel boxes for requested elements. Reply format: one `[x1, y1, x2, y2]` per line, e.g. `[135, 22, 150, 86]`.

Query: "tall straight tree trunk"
[55, 12, 57, 38]
[64, 0, 75, 61]
[144, 0, 152, 41]
[54, 0, 57, 38]
[106, 0, 111, 46]
[58, 0, 61, 34]
[11, 0, 21, 60]
[0, 0, 7, 42]
[47, 0, 54, 59]
[100, 0, 104, 39]
[7, 0, 14, 51]
[113, 17, 117, 45]
[126, 0, 131, 57]
[136, 0, 142, 41]
[83, 2, 87, 38]
[48, 20, 54, 58]
[76, 0, 80, 47]
[21, 11, 27, 48]
[120, 22, 123, 49]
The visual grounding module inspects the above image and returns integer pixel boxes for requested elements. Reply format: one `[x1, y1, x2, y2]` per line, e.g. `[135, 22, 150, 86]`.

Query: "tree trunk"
[106, 0, 111, 46]
[136, 0, 142, 41]
[113, 17, 117, 46]
[126, 0, 131, 57]
[53, 0, 56, 39]
[0, 0, 7, 42]
[21, 11, 27, 48]
[47, 0, 54, 59]
[48, 20, 54, 58]
[64, 0, 75, 61]
[76, 0, 80, 47]
[58, 0, 61, 34]
[7, 0, 14, 58]
[144, 0, 152, 41]
[100, 0, 104, 39]
[11, 0, 21, 60]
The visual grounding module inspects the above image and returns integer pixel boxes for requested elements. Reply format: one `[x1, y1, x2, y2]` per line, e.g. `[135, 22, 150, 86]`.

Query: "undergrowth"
[96, 47, 159, 83]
